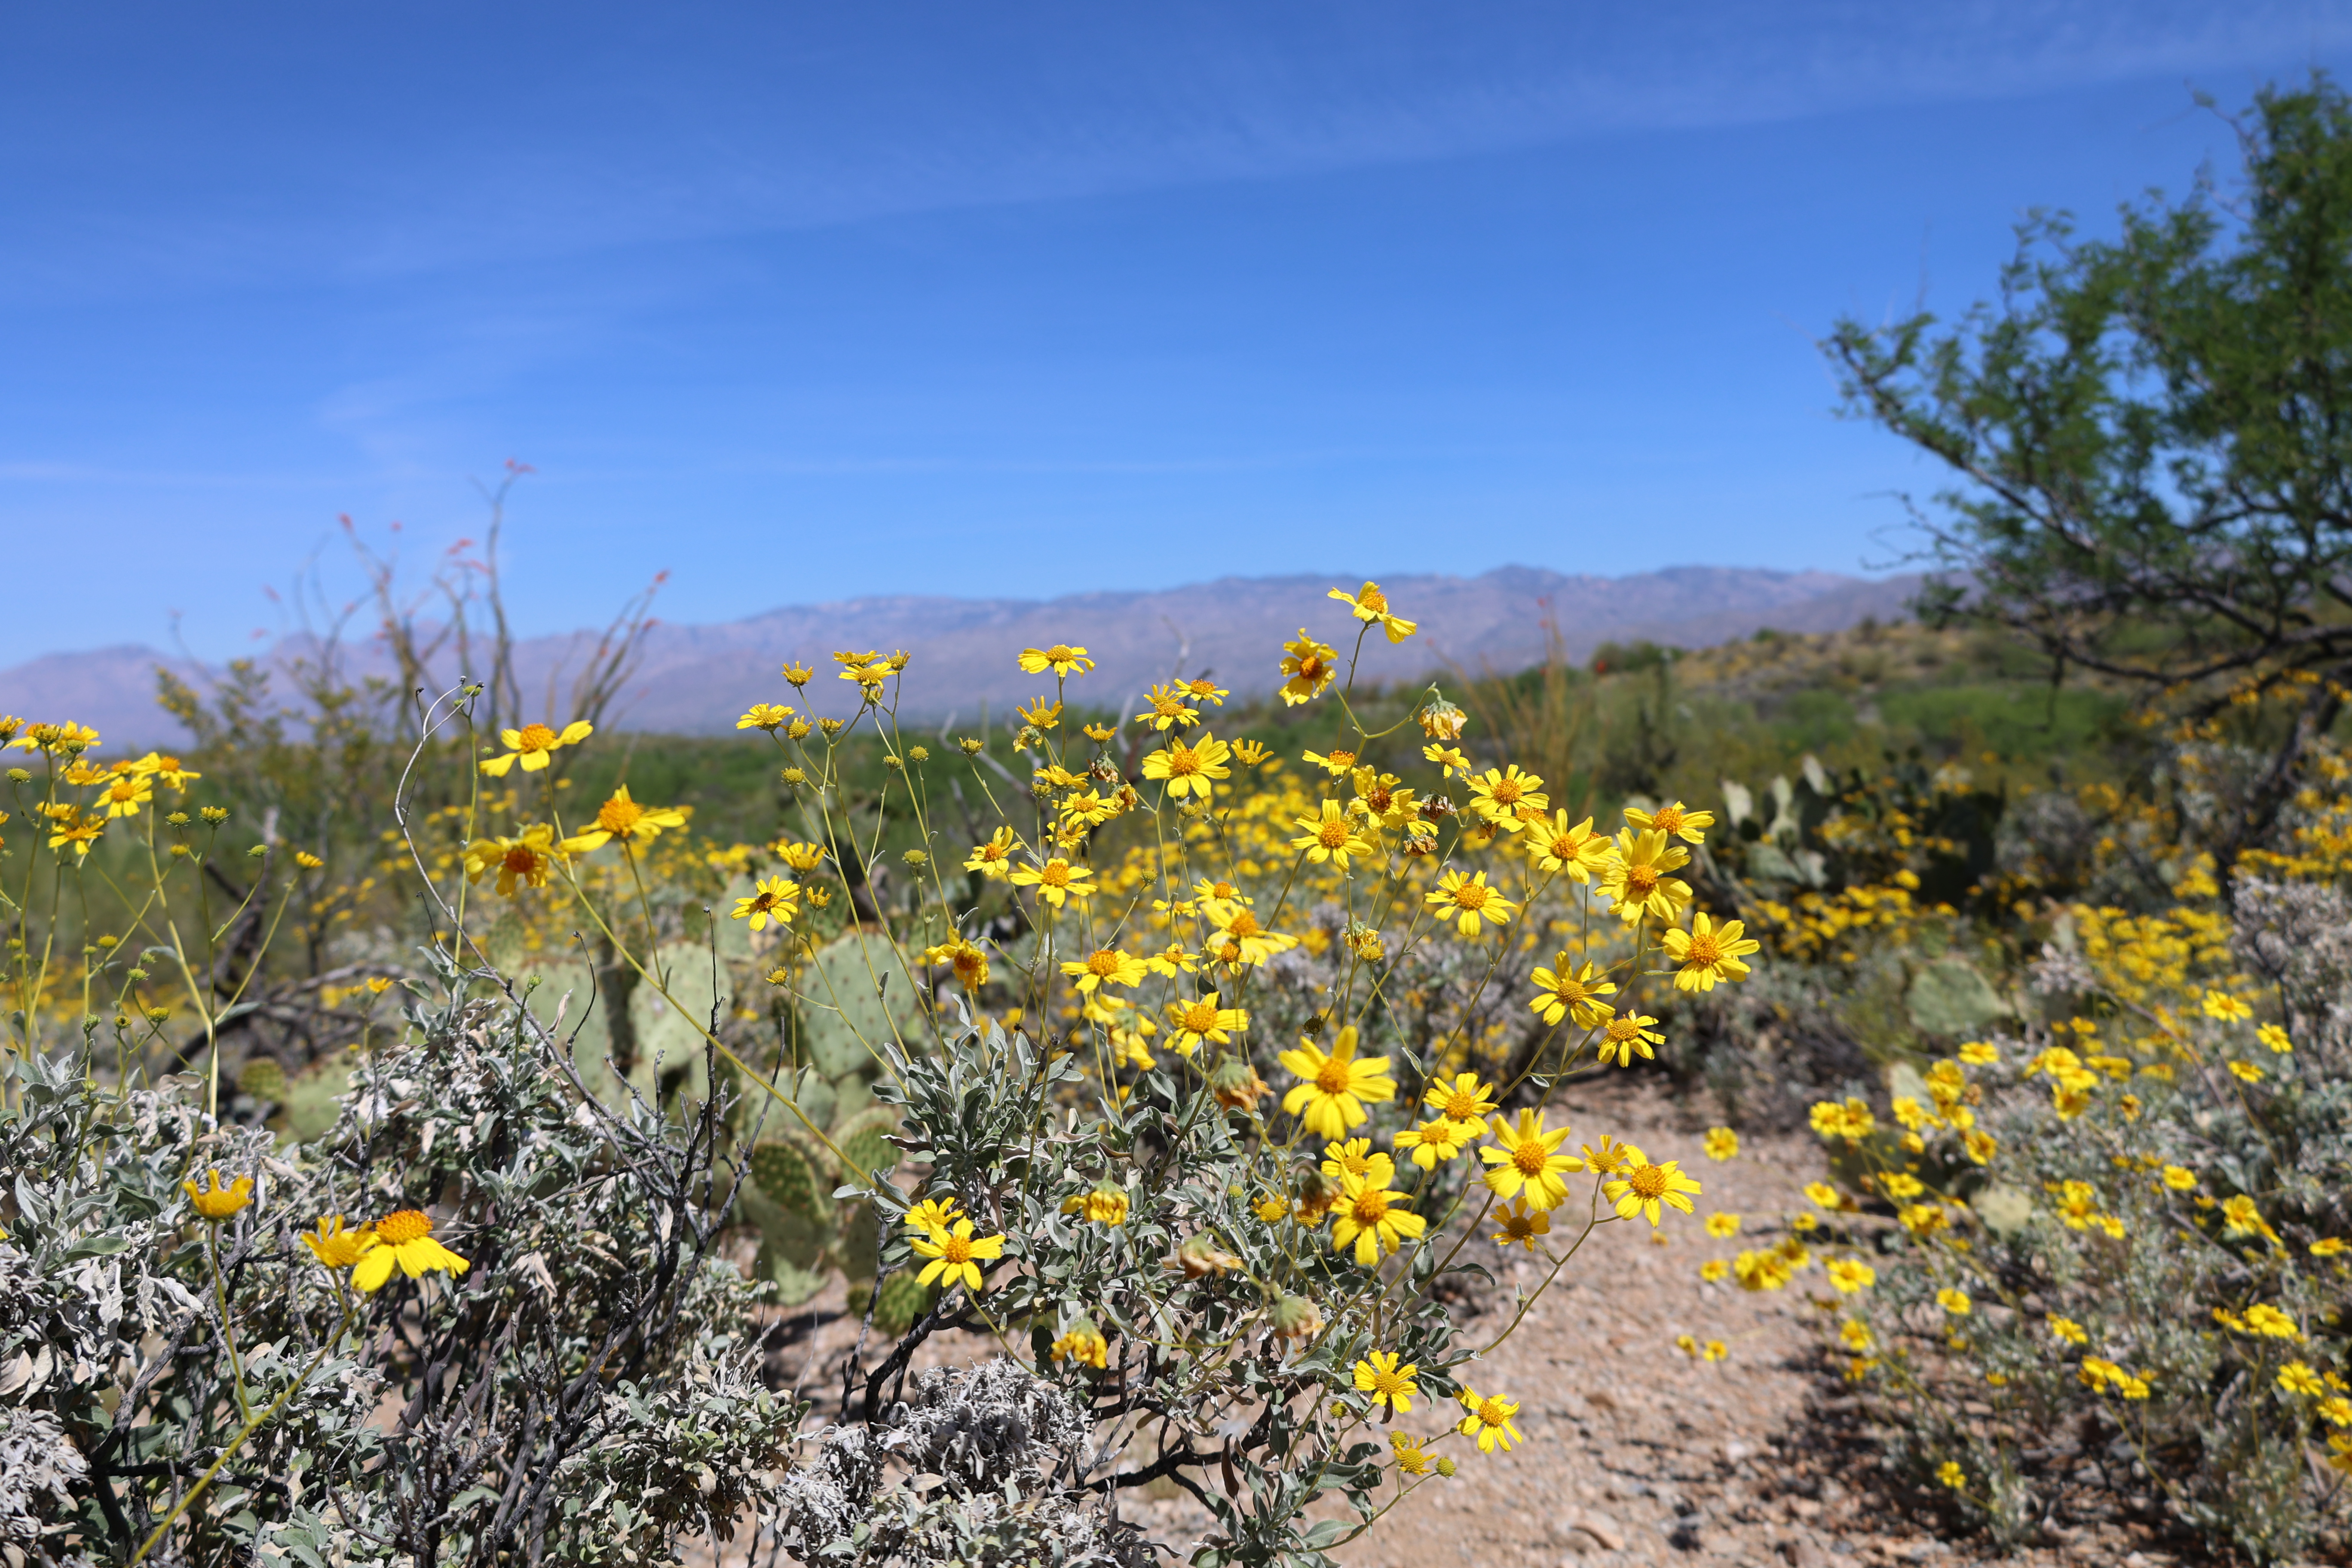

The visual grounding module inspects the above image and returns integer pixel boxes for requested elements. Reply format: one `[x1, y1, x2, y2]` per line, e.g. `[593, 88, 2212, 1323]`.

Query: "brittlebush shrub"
[1700, 741, 2352, 1562]
[1, 582, 1765, 1568]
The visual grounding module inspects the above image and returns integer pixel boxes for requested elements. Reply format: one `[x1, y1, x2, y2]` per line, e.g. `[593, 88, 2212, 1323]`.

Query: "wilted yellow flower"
[463, 824, 562, 895]
[301, 1215, 376, 1271]
[184, 1170, 254, 1222]
[1278, 630, 1338, 705]
[1329, 581, 1417, 642]
[1051, 1320, 1110, 1369]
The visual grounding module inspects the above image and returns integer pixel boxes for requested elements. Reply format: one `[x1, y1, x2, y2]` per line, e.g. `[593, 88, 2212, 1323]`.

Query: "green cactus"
[832, 1104, 900, 1183]
[237, 1055, 286, 1106]
[867, 1271, 938, 1337]
[747, 1138, 825, 1223]
[726, 929, 921, 1304]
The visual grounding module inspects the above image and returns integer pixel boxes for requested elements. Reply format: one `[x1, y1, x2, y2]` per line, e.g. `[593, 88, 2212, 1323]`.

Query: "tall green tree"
[1829, 75, 2352, 878]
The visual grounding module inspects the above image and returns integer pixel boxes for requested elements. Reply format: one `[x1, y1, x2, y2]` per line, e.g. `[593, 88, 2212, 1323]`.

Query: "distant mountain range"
[0, 566, 1919, 746]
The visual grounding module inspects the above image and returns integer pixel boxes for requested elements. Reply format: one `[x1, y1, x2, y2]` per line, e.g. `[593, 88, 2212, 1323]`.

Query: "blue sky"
[5, 2, 2350, 665]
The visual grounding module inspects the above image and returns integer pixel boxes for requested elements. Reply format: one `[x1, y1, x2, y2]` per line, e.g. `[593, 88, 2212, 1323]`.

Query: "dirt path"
[758, 1082, 2196, 1567]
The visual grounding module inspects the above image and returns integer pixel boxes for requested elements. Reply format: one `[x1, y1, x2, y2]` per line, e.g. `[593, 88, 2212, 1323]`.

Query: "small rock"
[1782, 1539, 1828, 1568]
[1722, 1439, 1755, 1464]
[1551, 1506, 1625, 1552]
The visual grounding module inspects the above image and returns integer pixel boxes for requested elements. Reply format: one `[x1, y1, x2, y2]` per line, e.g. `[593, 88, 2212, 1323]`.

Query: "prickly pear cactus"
[728, 928, 922, 1305]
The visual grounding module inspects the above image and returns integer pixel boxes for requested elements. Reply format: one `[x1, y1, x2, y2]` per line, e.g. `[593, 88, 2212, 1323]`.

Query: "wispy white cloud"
[5, 1, 2345, 302]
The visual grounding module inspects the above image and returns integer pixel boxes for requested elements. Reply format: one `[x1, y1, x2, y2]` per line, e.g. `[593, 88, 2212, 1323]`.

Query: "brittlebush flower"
[352, 1210, 471, 1292]
[1165, 992, 1248, 1055]
[1354, 1349, 1421, 1413]
[736, 703, 795, 731]
[1279, 1026, 1396, 1138]
[922, 937, 990, 991]
[1290, 799, 1376, 868]
[479, 720, 592, 777]
[95, 773, 153, 819]
[1018, 643, 1094, 678]
[1604, 1151, 1701, 1226]
[1597, 1011, 1663, 1067]
[903, 1197, 962, 1235]
[1598, 829, 1692, 925]
[1623, 800, 1715, 845]
[911, 1218, 1007, 1293]
[560, 786, 686, 853]
[731, 875, 802, 931]
[1422, 1071, 1499, 1127]
[1141, 733, 1231, 799]
[1528, 957, 1616, 1028]
[1426, 869, 1516, 936]
[302, 1215, 377, 1270]
[1703, 1127, 1740, 1161]
[128, 751, 202, 789]
[1456, 1387, 1523, 1452]
[1279, 630, 1338, 705]
[184, 1170, 254, 1222]
[1466, 766, 1547, 827]
[1329, 1171, 1425, 1265]
[1051, 1320, 1109, 1369]
[1135, 683, 1200, 731]
[1329, 581, 1418, 642]
[1009, 855, 1095, 907]
[1205, 899, 1298, 965]
[1062, 946, 1148, 993]
[1491, 1199, 1551, 1250]
[1479, 1109, 1584, 1209]
[964, 827, 1020, 879]
[1396, 1117, 1473, 1168]
[462, 824, 562, 894]
[1826, 1258, 1876, 1294]
[1522, 810, 1612, 881]
[1662, 912, 1761, 992]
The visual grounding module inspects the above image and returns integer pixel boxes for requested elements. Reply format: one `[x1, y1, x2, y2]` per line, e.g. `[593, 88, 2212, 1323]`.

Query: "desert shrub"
[2, 579, 1771, 1567]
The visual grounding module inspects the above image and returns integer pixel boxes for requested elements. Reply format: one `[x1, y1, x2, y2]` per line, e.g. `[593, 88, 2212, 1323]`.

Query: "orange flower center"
[1327, 750, 1356, 767]
[502, 845, 539, 875]
[1651, 805, 1686, 834]
[1627, 1164, 1669, 1198]
[942, 1234, 974, 1265]
[1086, 950, 1123, 977]
[1366, 786, 1393, 812]
[1606, 1019, 1640, 1043]
[1350, 1189, 1390, 1224]
[1218, 941, 1243, 963]
[1491, 779, 1523, 804]
[1512, 1140, 1552, 1177]
[1227, 911, 1261, 939]
[1623, 864, 1659, 897]
[376, 1209, 432, 1245]
[1181, 1003, 1218, 1032]
[1039, 862, 1071, 887]
[1441, 1088, 1479, 1119]
[518, 723, 558, 750]
[1552, 977, 1588, 1001]
[1684, 933, 1723, 967]
[1297, 656, 1328, 681]
[1451, 882, 1490, 910]
[597, 797, 645, 834]
[1315, 1059, 1354, 1096]
[1317, 820, 1351, 848]
[1167, 747, 1200, 775]
[1045, 644, 1076, 662]
[1475, 1396, 1511, 1427]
